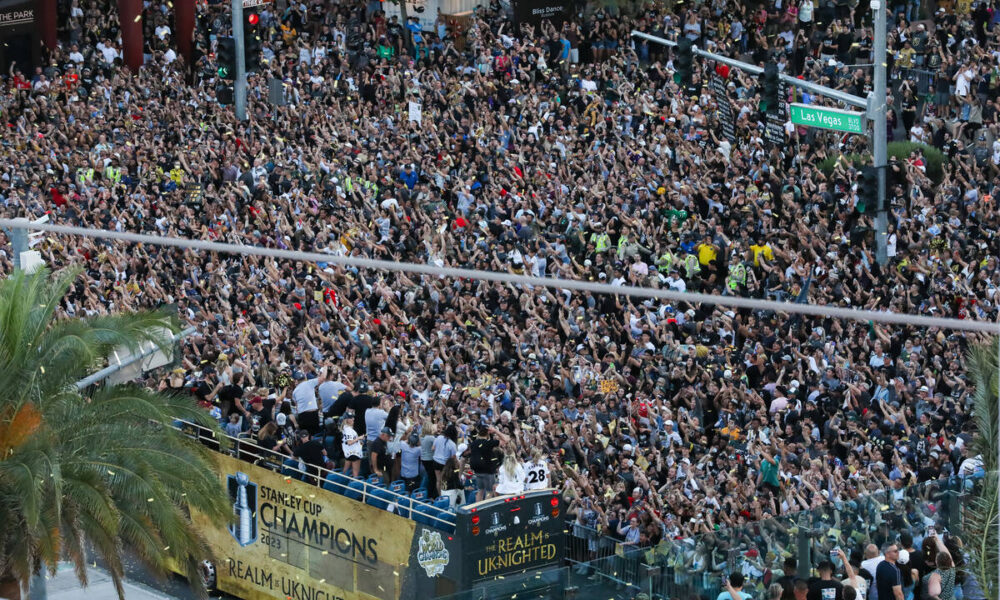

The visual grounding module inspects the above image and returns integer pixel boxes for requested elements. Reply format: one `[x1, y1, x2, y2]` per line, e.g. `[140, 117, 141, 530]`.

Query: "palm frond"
[0, 270, 226, 599]
[965, 340, 1000, 600]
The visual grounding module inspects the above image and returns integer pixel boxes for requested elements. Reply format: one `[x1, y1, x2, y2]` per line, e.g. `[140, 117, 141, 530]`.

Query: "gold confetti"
[147, 498, 154, 502]
[163, 546, 170, 551]
[39, 366, 44, 373]
[134, 14, 142, 21]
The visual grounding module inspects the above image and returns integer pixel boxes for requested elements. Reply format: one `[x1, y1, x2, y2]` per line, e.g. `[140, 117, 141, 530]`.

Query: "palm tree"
[965, 340, 999, 600]
[0, 268, 228, 599]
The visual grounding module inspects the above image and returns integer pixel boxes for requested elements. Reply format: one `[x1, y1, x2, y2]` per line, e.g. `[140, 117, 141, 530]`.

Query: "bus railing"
[174, 419, 457, 531]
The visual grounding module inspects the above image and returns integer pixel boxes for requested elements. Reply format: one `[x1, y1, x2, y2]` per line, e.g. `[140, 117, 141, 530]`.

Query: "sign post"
[789, 104, 865, 134]
[708, 74, 736, 143]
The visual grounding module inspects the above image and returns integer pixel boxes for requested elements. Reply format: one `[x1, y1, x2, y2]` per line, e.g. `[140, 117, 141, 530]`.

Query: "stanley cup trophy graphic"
[228, 471, 258, 546]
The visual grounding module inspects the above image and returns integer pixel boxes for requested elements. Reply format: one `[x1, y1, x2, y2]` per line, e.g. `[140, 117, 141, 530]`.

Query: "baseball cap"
[380, 426, 393, 435]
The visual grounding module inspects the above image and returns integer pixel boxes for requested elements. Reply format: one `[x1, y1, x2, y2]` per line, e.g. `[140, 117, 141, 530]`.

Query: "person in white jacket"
[495, 449, 525, 495]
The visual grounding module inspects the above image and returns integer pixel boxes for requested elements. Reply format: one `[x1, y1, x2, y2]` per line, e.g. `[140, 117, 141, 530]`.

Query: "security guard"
[590, 224, 610, 253]
[683, 252, 701, 279]
[104, 163, 122, 186]
[76, 166, 95, 186]
[726, 262, 747, 295]
[656, 248, 676, 274]
[616, 228, 629, 260]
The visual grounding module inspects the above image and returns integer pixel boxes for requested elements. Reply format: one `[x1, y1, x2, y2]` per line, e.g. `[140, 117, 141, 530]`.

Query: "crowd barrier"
[896, 67, 938, 96]
[563, 474, 976, 600]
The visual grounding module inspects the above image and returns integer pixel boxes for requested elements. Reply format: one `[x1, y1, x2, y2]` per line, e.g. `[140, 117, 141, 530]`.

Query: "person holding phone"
[807, 559, 845, 600]
[718, 572, 753, 600]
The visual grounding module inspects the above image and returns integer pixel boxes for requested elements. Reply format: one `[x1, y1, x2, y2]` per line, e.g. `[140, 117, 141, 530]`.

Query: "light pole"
[4, 217, 29, 270]
[231, 0, 247, 121]
[872, 0, 889, 266]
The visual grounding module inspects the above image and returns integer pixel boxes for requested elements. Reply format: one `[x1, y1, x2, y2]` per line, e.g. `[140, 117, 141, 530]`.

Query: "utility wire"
[2, 218, 997, 335]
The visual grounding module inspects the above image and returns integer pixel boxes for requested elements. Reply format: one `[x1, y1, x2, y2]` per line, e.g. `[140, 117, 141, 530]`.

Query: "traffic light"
[673, 38, 694, 87]
[216, 84, 234, 105]
[857, 165, 880, 213]
[244, 12, 262, 73]
[758, 61, 780, 114]
[217, 37, 236, 80]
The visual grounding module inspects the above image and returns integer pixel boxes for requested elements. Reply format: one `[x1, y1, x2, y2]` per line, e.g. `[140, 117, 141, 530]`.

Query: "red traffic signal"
[247, 13, 259, 25]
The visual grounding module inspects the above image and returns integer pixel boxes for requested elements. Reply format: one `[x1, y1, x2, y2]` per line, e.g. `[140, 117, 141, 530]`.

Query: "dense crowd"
[1, 0, 998, 595]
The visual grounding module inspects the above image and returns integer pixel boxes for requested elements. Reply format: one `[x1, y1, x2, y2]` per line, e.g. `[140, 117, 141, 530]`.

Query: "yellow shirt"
[697, 243, 717, 266]
[750, 243, 774, 266]
[896, 47, 915, 69]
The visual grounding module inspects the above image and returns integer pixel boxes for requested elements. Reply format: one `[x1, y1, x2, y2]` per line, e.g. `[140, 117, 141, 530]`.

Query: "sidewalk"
[35, 562, 184, 600]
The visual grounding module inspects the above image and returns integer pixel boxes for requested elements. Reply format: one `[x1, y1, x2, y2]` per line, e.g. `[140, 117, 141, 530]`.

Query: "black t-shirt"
[907, 547, 926, 581]
[470, 437, 500, 474]
[350, 393, 376, 433]
[219, 383, 244, 415]
[776, 574, 796, 600]
[807, 578, 844, 600]
[294, 439, 326, 470]
[370, 437, 391, 472]
[876, 560, 902, 600]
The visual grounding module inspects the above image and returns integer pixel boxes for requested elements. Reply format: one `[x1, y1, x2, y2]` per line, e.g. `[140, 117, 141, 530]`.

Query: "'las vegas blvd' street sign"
[789, 103, 865, 134]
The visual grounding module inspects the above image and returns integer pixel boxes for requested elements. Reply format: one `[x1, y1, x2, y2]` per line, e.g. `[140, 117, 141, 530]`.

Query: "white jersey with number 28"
[522, 460, 550, 490]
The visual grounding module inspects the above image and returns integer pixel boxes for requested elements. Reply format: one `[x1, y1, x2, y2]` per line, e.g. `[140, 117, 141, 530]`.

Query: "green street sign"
[789, 103, 865, 134]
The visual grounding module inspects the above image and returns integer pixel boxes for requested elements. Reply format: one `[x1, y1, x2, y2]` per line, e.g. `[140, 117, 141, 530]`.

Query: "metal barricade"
[897, 67, 937, 95]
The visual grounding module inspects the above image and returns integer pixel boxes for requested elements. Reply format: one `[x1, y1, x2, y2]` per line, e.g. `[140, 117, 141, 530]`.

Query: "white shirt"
[155, 24, 171, 40]
[496, 463, 526, 495]
[523, 460, 550, 490]
[98, 43, 120, 64]
[342, 425, 362, 458]
[955, 68, 974, 97]
[799, 0, 813, 22]
[861, 556, 884, 580]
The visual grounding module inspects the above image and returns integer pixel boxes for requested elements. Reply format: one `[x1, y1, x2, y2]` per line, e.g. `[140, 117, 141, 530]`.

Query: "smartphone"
[830, 548, 840, 559]
[926, 526, 936, 537]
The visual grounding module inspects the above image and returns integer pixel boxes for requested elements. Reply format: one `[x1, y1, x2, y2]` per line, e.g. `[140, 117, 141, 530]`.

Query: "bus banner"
[194, 453, 417, 600]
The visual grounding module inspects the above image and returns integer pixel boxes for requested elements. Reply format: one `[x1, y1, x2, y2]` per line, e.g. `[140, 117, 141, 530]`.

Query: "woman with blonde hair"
[495, 447, 525, 495]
